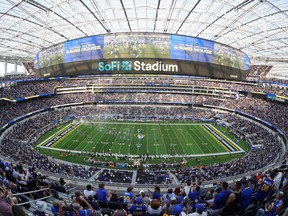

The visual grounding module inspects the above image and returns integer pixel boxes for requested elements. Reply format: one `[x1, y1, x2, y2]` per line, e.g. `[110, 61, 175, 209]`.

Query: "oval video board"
[34, 33, 251, 80]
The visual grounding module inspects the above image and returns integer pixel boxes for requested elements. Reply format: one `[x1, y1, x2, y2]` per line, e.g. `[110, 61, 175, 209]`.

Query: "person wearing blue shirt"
[255, 191, 283, 216]
[128, 196, 147, 214]
[148, 185, 161, 201]
[208, 181, 230, 216]
[123, 186, 134, 204]
[188, 185, 201, 202]
[239, 180, 253, 210]
[97, 183, 109, 203]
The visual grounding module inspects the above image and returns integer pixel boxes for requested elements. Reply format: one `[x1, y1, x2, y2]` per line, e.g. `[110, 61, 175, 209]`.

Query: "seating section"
[0, 75, 287, 216]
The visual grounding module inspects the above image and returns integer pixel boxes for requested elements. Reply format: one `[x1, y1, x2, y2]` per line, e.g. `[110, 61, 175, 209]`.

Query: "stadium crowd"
[0, 75, 287, 216]
[2, 167, 287, 216]
[1, 76, 287, 101]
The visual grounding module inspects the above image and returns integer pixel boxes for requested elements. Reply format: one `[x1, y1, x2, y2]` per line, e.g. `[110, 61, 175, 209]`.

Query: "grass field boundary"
[82, 121, 204, 126]
[37, 121, 246, 161]
[38, 145, 243, 158]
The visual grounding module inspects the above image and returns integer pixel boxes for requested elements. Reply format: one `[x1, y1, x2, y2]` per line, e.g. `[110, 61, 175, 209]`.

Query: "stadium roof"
[0, 0, 288, 63]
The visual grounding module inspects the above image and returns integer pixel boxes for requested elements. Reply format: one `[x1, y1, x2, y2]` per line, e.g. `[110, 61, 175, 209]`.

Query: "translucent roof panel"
[0, 0, 287, 63]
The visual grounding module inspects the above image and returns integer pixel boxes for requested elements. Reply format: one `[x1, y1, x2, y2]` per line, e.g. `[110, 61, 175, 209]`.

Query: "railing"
[14, 187, 53, 206]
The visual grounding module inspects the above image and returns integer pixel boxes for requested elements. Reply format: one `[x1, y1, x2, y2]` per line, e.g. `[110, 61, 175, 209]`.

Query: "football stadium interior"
[0, 0, 288, 216]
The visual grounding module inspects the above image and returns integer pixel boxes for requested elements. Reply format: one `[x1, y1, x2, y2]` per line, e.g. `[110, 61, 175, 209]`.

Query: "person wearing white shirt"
[84, 184, 96, 199]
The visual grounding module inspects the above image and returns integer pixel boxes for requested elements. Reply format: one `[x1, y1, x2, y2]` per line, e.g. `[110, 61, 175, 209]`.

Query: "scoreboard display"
[34, 33, 251, 80]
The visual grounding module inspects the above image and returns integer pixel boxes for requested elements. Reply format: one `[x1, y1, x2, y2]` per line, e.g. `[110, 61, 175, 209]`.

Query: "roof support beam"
[26, 0, 88, 37]
[79, 0, 110, 33]
[153, 0, 161, 31]
[196, 0, 254, 37]
[176, 0, 201, 34]
[120, 0, 132, 32]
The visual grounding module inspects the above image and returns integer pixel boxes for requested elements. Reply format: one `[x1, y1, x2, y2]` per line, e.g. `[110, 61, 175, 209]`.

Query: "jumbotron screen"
[34, 33, 251, 80]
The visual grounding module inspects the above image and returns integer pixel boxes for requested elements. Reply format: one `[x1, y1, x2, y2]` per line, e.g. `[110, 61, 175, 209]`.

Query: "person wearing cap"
[255, 191, 283, 216]
[33, 200, 49, 216]
[139, 190, 150, 205]
[163, 196, 178, 214]
[128, 196, 147, 214]
[162, 188, 176, 204]
[173, 205, 184, 216]
[189, 203, 207, 216]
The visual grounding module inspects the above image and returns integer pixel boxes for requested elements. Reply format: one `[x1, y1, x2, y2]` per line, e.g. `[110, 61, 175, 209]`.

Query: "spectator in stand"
[162, 188, 176, 204]
[109, 191, 122, 203]
[84, 184, 96, 199]
[70, 195, 95, 216]
[188, 184, 201, 203]
[112, 208, 128, 216]
[97, 183, 109, 204]
[163, 196, 178, 214]
[221, 181, 241, 216]
[255, 191, 284, 216]
[190, 203, 208, 216]
[123, 186, 134, 204]
[255, 169, 277, 203]
[33, 200, 49, 216]
[139, 190, 150, 205]
[128, 196, 147, 214]
[147, 199, 162, 215]
[148, 185, 161, 201]
[0, 186, 15, 216]
[87, 195, 100, 211]
[207, 181, 230, 216]
[239, 179, 253, 210]
[183, 181, 192, 196]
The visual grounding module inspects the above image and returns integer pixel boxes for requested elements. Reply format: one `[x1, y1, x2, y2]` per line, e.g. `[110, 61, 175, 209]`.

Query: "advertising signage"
[35, 33, 251, 80]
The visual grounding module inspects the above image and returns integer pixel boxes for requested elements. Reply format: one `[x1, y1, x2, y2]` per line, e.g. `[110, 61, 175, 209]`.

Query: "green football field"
[36, 121, 246, 164]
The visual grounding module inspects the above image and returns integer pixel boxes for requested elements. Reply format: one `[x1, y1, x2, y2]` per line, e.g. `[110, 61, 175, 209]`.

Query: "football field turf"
[37, 121, 245, 159]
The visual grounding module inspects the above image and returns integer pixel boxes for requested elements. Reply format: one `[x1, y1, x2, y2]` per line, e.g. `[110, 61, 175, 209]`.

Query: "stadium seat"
[108, 201, 122, 210]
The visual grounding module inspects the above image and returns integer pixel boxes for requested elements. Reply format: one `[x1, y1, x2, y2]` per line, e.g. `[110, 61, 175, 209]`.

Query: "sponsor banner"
[64, 35, 104, 63]
[170, 35, 214, 63]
